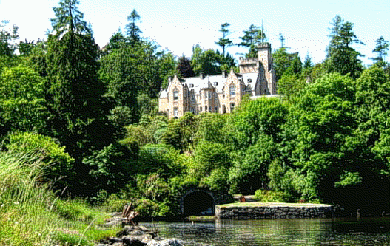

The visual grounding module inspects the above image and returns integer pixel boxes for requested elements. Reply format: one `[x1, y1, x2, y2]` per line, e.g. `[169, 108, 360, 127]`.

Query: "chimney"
[222, 70, 227, 78]
[200, 72, 205, 79]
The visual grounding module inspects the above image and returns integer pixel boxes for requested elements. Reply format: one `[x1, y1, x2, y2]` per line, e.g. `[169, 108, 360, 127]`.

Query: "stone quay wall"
[215, 203, 333, 219]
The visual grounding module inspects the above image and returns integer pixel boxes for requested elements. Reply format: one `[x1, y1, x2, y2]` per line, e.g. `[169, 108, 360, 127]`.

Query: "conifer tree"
[46, 0, 113, 163]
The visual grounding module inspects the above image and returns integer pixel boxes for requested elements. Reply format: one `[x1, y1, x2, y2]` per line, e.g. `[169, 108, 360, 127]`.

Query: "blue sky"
[0, 0, 389, 65]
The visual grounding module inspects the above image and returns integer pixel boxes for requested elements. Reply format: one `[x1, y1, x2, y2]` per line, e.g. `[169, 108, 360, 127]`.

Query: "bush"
[5, 132, 74, 190]
[254, 189, 291, 202]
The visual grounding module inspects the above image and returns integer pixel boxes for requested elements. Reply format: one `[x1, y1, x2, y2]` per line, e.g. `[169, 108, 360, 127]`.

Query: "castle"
[158, 43, 277, 118]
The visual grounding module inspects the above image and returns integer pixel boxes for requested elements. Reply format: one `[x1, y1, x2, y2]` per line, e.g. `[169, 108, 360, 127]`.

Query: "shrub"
[254, 189, 291, 202]
[5, 132, 74, 191]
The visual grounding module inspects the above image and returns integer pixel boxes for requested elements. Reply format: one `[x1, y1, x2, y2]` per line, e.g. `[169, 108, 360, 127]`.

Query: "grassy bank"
[0, 152, 119, 246]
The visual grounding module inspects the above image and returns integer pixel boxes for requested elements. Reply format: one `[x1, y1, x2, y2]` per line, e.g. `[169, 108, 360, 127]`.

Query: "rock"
[146, 239, 183, 246]
[122, 237, 147, 246]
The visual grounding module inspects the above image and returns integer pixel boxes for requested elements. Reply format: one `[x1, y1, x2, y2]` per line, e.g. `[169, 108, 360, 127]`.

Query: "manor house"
[158, 43, 277, 118]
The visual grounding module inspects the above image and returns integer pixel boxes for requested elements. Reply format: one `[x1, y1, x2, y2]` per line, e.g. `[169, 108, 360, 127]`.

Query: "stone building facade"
[159, 43, 277, 118]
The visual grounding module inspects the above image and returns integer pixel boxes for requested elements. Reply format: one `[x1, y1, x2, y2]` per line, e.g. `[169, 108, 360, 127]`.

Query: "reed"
[0, 151, 118, 245]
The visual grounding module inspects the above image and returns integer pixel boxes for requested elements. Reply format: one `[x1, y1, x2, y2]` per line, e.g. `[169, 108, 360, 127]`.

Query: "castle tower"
[257, 43, 276, 95]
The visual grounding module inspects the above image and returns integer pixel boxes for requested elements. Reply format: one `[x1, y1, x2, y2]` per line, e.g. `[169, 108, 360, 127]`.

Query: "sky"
[0, 0, 389, 65]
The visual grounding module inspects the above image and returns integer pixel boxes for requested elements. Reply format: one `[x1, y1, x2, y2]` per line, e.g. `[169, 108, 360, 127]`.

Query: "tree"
[272, 48, 299, 81]
[0, 20, 19, 56]
[240, 24, 266, 58]
[50, 0, 91, 37]
[125, 9, 142, 44]
[277, 74, 306, 99]
[281, 73, 358, 201]
[0, 65, 47, 135]
[325, 15, 363, 78]
[303, 53, 313, 70]
[177, 55, 195, 78]
[371, 36, 389, 66]
[100, 38, 176, 127]
[215, 23, 233, 58]
[47, 0, 114, 162]
[191, 45, 222, 76]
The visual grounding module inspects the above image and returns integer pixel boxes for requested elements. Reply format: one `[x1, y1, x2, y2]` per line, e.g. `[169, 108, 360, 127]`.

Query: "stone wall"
[215, 203, 333, 219]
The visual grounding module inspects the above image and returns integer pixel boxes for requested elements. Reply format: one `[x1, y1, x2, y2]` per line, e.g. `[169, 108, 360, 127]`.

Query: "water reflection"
[141, 218, 390, 245]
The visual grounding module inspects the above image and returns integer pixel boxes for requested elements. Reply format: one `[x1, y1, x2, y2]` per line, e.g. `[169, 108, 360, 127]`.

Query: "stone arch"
[181, 190, 215, 216]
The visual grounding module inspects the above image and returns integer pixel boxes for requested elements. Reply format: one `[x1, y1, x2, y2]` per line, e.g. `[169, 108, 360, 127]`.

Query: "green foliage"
[125, 9, 142, 44]
[83, 143, 136, 194]
[0, 20, 19, 56]
[191, 45, 234, 75]
[137, 144, 184, 177]
[216, 23, 233, 57]
[0, 151, 116, 246]
[226, 97, 288, 150]
[50, 0, 91, 37]
[325, 15, 363, 78]
[281, 72, 357, 200]
[277, 74, 306, 99]
[371, 36, 389, 66]
[240, 24, 266, 58]
[46, 31, 114, 162]
[229, 135, 276, 194]
[100, 40, 176, 125]
[0, 65, 48, 134]
[5, 132, 74, 191]
[194, 140, 231, 177]
[134, 198, 170, 217]
[162, 112, 199, 152]
[272, 48, 300, 81]
[254, 189, 291, 202]
[177, 55, 195, 78]
[334, 171, 362, 188]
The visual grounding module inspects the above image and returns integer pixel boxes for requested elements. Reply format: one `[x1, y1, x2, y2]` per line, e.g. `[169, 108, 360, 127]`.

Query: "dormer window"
[213, 82, 218, 86]
[248, 79, 252, 83]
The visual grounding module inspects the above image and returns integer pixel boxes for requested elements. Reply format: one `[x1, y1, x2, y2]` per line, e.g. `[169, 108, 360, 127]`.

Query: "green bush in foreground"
[0, 151, 118, 246]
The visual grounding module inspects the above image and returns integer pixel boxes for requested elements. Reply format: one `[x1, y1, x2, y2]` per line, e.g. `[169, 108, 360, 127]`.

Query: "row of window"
[171, 85, 237, 102]
[172, 103, 236, 117]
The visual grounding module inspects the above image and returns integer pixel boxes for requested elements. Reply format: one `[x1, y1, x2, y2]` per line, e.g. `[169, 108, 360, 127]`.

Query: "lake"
[141, 217, 390, 245]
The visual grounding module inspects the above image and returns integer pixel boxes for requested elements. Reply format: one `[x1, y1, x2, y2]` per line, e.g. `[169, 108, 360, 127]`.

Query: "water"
[141, 218, 390, 245]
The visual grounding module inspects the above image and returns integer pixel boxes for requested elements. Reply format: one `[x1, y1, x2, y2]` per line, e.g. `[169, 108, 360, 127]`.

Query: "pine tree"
[125, 9, 142, 44]
[240, 24, 266, 58]
[215, 23, 233, 58]
[325, 15, 363, 78]
[372, 36, 389, 66]
[47, 0, 113, 161]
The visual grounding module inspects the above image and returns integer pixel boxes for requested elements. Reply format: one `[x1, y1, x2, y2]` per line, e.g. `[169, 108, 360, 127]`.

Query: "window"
[205, 91, 208, 99]
[213, 82, 218, 86]
[191, 93, 195, 101]
[248, 79, 252, 83]
[230, 103, 235, 111]
[209, 106, 212, 112]
[173, 90, 179, 100]
[215, 106, 218, 112]
[208, 91, 212, 99]
[229, 85, 235, 97]
[199, 106, 202, 112]
[205, 106, 207, 111]
[174, 107, 178, 117]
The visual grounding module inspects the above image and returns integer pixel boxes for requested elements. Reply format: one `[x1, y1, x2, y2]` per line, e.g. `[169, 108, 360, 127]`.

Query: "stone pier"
[215, 202, 333, 219]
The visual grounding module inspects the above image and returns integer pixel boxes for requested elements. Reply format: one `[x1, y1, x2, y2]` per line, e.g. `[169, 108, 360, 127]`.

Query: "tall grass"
[0, 151, 118, 246]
